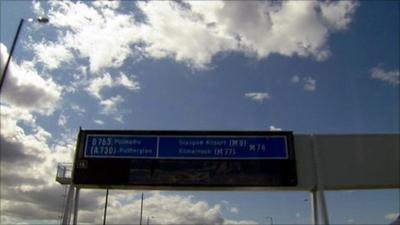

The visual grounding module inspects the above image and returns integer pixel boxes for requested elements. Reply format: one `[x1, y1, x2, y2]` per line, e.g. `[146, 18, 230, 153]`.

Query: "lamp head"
[37, 17, 49, 23]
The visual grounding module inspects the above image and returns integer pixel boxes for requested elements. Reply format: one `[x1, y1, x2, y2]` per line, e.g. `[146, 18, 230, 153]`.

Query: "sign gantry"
[73, 130, 297, 188]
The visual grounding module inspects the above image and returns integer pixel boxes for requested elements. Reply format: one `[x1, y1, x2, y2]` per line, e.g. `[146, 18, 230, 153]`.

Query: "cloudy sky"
[0, 1, 399, 224]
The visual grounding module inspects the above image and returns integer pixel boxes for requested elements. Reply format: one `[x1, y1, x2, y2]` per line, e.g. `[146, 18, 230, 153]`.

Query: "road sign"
[84, 135, 288, 159]
[73, 130, 297, 188]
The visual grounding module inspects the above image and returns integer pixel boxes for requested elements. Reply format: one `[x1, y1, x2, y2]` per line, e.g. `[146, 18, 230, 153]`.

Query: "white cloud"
[303, 77, 317, 91]
[109, 193, 225, 225]
[22, 190, 254, 225]
[114, 115, 124, 123]
[57, 113, 67, 126]
[29, 40, 73, 70]
[92, 1, 120, 10]
[32, 0, 45, 16]
[85, 73, 113, 99]
[1, 103, 75, 223]
[94, 119, 104, 125]
[100, 95, 124, 115]
[70, 66, 88, 91]
[137, 1, 236, 70]
[229, 207, 239, 214]
[37, 1, 358, 71]
[245, 92, 271, 103]
[115, 72, 141, 91]
[320, 1, 359, 30]
[385, 213, 399, 220]
[83, 72, 139, 122]
[156, 1, 356, 65]
[269, 125, 282, 131]
[46, 1, 141, 73]
[347, 218, 355, 224]
[291, 75, 300, 83]
[291, 75, 317, 91]
[85, 72, 140, 100]
[70, 103, 86, 115]
[224, 219, 258, 225]
[188, 1, 357, 62]
[371, 66, 400, 85]
[221, 200, 229, 205]
[0, 103, 35, 125]
[1, 43, 63, 115]
[0, 104, 72, 173]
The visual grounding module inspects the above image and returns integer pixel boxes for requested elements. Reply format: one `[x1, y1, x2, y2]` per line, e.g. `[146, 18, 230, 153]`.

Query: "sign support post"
[61, 184, 74, 225]
[311, 135, 330, 225]
[72, 187, 80, 225]
[310, 189, 318, 225]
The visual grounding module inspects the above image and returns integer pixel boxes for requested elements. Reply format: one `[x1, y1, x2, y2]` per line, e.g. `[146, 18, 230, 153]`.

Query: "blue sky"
[0, 1, 399, 225]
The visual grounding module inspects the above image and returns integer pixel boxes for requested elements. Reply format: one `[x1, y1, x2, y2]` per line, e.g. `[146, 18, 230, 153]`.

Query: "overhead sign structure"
[73, 130, 297, 188]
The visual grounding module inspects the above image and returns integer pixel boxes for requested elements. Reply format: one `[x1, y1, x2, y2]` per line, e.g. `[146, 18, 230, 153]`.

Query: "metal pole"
[139, 193, 144, 225]
[310, 189, 318, 225]
[146, 217, 149, 225]
[61, 184, 75, 225]
[59, 185, 68, 225]
[103, 189, 109, 225]
[0, 19, 24, 92]
[72, 187, 80, 225]
[311, 135, 330, 225]
[317, 188, 329, 225]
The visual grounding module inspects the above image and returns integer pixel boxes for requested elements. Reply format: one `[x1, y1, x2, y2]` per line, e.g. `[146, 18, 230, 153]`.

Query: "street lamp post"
[146, 216, 154, 225]
[266, 216, 273, 225]
[139, 192, 144, 225]
[0, 17, 49, 92]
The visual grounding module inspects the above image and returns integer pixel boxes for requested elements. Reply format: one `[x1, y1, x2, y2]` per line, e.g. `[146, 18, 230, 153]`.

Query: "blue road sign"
[84, 135, 288, 159]
[85, 135, 157, 158]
